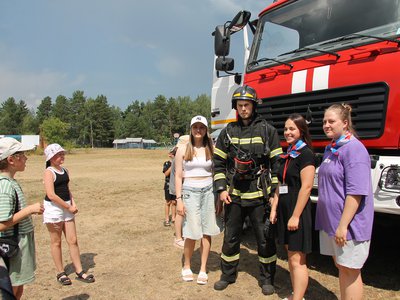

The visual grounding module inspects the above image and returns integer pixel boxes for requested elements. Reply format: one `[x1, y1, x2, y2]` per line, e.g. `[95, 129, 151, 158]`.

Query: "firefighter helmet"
[231, 85, 258, 109]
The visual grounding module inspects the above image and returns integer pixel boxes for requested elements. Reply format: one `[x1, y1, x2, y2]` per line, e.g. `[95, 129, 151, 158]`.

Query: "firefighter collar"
[280, 139, 307, 159]
[326, 132, 353, 156]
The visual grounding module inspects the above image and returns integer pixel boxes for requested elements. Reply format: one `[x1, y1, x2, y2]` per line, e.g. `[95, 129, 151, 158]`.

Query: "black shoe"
[261, 283, 275, 295]
[214, 280, 231, 291]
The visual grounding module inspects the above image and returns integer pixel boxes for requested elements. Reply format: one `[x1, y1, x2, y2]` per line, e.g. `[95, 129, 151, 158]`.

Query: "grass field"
[13, 149, 400, 299]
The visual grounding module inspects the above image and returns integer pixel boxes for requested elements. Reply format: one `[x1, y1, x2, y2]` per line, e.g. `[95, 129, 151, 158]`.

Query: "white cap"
[0, 137, 35, 160]
[190, 115, 208, 128]
[44, 143, 66, 161]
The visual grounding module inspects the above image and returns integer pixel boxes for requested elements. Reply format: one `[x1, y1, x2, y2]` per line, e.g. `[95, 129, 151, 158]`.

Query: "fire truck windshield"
[248, 0, 400, 69]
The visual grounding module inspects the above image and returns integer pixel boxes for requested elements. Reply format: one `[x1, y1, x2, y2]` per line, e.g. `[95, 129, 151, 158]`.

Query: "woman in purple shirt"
[315, 104, 374, 300]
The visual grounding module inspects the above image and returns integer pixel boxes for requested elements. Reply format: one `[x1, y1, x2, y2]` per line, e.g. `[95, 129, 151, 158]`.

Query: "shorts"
[319, 230, 371, 269]
[164, 190, 177, 202]
[43, 200, 75, 223]
[182, 184, 222, 240]
[9, 232, 36, 286]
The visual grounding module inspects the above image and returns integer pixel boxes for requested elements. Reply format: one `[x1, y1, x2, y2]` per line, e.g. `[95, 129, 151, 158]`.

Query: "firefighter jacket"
[213, 116, 282, 207]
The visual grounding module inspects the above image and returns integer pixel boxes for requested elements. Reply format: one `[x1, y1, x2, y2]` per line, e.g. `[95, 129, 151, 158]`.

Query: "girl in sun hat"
[0, 137, 44, 300]
[175, 116, 222, 285]
[43, 143, 95, 285]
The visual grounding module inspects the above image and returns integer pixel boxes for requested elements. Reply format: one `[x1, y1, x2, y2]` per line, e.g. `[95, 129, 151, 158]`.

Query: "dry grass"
[12, 149, 399, 299]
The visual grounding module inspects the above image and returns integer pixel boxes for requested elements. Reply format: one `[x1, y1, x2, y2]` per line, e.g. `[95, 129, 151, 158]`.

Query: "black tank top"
[44, 167, 70, 202]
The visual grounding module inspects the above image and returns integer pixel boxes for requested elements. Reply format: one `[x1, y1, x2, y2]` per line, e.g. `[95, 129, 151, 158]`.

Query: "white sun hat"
[0, 137, 35, 160]
[44, 143, 66, 161]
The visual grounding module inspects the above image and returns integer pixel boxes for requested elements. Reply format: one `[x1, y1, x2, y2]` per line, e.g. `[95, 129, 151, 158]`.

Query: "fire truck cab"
[211, 0, 400, 219]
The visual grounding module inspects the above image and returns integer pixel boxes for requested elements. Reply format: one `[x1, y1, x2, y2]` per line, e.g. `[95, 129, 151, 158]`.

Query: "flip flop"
[197, 271, 208, 285]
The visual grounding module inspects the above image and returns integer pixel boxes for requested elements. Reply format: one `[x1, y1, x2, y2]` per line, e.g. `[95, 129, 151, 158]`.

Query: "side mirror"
[213, 11, 251, 57]
[215, 57, 234, 72]
[228, 10, 251, 33]
[214, 25, 230, 56]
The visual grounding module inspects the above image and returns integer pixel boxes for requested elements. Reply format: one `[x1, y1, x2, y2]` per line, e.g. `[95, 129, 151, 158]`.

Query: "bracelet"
[176, 196, 182, 200]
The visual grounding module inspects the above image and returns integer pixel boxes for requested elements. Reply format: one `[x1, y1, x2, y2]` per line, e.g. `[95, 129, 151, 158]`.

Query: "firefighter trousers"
[220, 202, 277, 285]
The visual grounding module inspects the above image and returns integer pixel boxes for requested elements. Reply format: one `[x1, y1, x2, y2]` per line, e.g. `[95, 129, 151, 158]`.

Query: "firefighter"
[213, 85, 282, 295]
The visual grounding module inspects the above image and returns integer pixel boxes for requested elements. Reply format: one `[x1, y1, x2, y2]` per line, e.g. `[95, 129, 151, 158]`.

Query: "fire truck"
[211, 0, 400, 220]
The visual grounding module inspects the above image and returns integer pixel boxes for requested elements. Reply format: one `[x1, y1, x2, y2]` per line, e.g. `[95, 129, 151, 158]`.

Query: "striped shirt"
[0, 175, 34, 237]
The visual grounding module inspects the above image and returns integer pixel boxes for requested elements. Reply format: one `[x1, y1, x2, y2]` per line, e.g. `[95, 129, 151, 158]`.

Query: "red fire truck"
[211, 0, 400, 219]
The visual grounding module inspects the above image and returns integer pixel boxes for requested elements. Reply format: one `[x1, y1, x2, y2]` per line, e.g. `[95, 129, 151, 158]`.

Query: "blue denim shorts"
[182, 184, 222, 240]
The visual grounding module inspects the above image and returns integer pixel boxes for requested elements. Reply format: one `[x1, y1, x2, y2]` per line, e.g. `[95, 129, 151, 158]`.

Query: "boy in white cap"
[0, 137, 44, 300]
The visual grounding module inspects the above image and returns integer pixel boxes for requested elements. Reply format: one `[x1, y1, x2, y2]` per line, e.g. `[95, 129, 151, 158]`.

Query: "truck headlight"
[379, 165, 400, 192]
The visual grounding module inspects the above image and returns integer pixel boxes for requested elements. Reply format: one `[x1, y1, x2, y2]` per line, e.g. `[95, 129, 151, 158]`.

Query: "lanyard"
[282, 158, 291, 184]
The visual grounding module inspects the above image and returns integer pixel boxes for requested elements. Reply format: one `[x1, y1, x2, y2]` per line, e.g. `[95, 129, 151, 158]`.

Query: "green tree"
[36, 96, 52, 124]
[22, 109, 39, 134]
[69, 91, 86, 145]
[40, 117, 70, 145]
[192, 94, 211, 120]
[110, 106, 124, 139]
[149, 95, 169, 142]
[0, 98, 29, 134]
[123, 100, 147, 138]
[53, 95, 70, 123]
[84, 95, 114, 147]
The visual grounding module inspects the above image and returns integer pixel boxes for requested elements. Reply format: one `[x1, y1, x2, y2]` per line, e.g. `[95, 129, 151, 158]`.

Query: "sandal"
[75, 270, 95, 283]
[181, 268, 193, 282]
[174, 238, 185, 249]
[197, 271, 208, 285]
[56, 272, 72, 286]
[164, 220, 171, 227]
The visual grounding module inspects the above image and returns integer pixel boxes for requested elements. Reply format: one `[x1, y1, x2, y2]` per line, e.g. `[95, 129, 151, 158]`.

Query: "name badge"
[279, 184, 288, 194]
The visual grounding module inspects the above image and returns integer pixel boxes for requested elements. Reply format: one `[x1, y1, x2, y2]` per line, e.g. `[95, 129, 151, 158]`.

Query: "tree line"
[0, 91, 211, 147]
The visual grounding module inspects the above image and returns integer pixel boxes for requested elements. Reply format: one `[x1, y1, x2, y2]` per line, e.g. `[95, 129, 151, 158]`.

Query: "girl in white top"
[175, 116, 222, 285]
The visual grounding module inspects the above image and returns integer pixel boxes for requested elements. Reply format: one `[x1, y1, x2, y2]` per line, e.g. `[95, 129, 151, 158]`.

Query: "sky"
[0, 1, 272, 110]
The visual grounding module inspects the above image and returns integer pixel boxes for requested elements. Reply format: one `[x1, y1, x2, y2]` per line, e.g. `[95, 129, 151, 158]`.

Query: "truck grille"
[257, 82, 388, 140]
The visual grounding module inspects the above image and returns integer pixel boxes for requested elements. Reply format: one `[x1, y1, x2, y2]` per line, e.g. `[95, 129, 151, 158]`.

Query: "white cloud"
[0, 67, 86, 108]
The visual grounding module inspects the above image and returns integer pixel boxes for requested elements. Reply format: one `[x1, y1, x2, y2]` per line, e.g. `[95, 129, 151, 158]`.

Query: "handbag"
[0, 236, 19, 258]
[0, 188, 20, 259]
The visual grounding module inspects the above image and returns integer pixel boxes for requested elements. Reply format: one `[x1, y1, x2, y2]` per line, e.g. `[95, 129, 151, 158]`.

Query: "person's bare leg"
[46, 222, 65, 273]
[171, 201, 177, 223]
[183, 238, 196, 270]
[199, 235, 211, 273]
[164, 201, 171, 223]
[288, 250, 308, 300]
[175, 214, 183, 240]
[338, 264, 363, 300]
[64, 220, 87, 278]
[12, 285, 23, 300]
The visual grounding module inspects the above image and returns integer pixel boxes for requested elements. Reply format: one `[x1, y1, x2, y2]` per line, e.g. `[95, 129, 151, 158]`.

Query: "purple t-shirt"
[315, 137, 374, 241]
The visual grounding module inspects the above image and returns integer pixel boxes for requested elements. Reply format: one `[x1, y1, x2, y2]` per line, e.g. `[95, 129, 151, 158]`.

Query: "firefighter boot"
[260, 261, 276, 295]
[261, 283, 275, 296]
[214, 280, 231, 291]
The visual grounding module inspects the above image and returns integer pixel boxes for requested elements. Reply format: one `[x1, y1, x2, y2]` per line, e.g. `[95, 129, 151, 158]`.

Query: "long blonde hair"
[184, 131, 214, 161]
